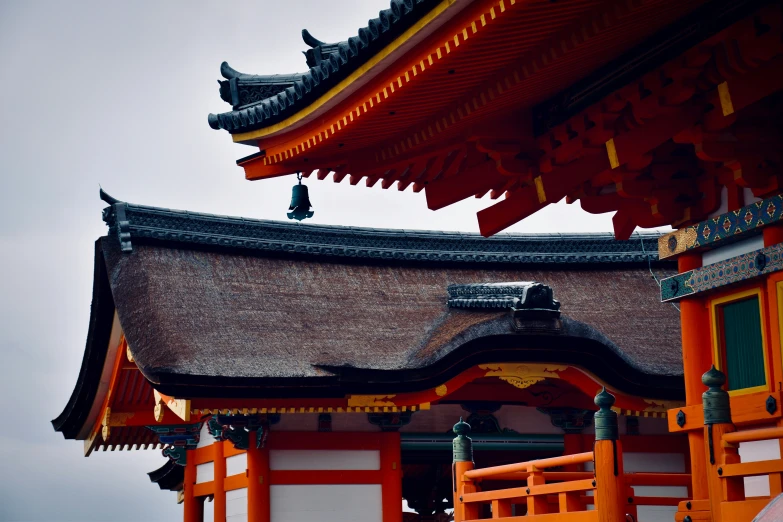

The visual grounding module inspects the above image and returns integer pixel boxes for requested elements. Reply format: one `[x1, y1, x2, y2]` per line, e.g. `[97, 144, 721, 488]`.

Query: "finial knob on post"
[594, 387, 619, 441]
[702, 366, 732, 425]
[453, 417, 473, 463]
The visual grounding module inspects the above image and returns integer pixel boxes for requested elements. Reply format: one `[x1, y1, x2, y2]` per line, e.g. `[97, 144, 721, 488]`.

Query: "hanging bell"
[287, 173, 314, 221]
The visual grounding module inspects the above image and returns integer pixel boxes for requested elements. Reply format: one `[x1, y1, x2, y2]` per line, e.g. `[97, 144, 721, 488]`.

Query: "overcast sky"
[0, 1, 650, 520]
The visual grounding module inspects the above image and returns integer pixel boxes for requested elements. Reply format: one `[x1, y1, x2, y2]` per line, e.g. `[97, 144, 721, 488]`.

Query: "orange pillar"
[594, 439, 626, 522]
[592, 389, 625, 522]
[380, 432, 403, 522]
[213, 442, 227, 522]
[183, 454, 199, 522]
[678, 252, 711, 500]
[453, 461, 477, 522]
[247, 439, 270, 522]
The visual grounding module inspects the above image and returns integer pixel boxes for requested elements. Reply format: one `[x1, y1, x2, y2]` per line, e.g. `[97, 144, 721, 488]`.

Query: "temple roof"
[53, 193, 681, 440]
[208, 0, 441, 133]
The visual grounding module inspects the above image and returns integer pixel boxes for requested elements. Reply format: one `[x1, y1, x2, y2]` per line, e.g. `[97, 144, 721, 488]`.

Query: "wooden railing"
[460, 452, 597, 520]
[673, 367, 783, 522]
[715, 426, 783, 521]
[451, 388, 690, 521]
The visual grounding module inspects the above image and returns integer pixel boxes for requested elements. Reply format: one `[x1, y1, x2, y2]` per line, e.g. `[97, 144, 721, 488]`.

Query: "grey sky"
[0, 1, 646, 520]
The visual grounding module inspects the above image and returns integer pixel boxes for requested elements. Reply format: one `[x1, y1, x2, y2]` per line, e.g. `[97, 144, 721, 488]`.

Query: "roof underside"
[210, 0, 783, 240]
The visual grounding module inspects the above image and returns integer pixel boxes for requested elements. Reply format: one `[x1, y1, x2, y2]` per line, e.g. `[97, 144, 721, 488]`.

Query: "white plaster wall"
[198, 422, 216, 448]
[270, 450, 380, 471]
[270, 484, 382, 522]
[227, 488, 248, 522]
[624, 452, 686, 473]
[497, 405, 565, 435]
[331, 413, 381, 432]
[399, 404, 465, 433]
[226, 453, 248, 477]
[739, 439, 781, 497]
[633, 417, 670, 436]
[274, 413, 318, 432]
[702, 235, 764, 266]
[197, 461, 215, 484]
[744, 188, 762, 206]
[203, 497, 215, 522]
[709, 186, 729, 218]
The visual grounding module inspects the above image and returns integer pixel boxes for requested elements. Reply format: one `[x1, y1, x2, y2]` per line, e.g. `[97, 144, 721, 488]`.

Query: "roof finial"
[99, 186, 119, 205]
[302, 29, 326, 48]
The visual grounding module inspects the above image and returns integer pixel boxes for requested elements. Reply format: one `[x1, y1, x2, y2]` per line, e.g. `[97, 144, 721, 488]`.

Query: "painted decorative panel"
[661, 243, 783, 301]
[659, 194, 783, 259]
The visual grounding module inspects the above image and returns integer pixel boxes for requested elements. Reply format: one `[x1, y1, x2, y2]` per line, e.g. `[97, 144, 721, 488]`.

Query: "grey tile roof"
[208, 0, 441, 133]
[100, 191, 667, 265]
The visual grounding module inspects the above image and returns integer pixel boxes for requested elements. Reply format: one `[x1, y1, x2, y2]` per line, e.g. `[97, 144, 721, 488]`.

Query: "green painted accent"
[452, 417, 473, 463]
[661, 243, 783, 302]
[702, 366, 732, 425]
[162, 446, 187, 466]
[661, 194, 783, 258]
[660, 271, 694, 301]
[593, 388, 618, 441]
[721, 297, 765, 391]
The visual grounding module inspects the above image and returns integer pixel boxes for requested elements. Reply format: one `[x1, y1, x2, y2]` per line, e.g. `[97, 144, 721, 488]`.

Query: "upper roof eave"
[208, 0, 469, 143]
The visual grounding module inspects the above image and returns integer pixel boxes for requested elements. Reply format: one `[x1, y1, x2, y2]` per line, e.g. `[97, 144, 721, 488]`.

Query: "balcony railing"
[451, 388, 690, 521]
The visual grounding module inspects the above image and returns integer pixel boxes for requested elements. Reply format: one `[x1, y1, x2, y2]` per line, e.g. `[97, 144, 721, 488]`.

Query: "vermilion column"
[679, 252, 710, 500]
[593, 389, 626, 522]
[213, 442, 227, 522]
[183, 454, 199, 522]
[247, 438, 270, 522]
[764, 223, 783, 247]
[380, 432, 402, 522]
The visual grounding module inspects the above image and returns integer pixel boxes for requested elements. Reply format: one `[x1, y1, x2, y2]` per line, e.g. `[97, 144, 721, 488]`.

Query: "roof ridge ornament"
[99, 188, 132, 253]
[447, 282, 561, 313]
[99, 187, 119, 205]
[302, 29, 326, 48]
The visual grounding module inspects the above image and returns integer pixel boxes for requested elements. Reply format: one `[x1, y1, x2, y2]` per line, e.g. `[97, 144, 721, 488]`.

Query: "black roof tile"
[208, 0, 441, 133]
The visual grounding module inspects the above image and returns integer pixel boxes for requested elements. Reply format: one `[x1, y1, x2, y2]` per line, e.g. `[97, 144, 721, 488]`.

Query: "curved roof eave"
[208, 0, 471, 143]
[51, 239, 120, 440]
[145, 315, 685, 401]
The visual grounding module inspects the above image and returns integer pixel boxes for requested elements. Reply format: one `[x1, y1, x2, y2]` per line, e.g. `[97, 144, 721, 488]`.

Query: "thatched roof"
[54, 195, 682, 439]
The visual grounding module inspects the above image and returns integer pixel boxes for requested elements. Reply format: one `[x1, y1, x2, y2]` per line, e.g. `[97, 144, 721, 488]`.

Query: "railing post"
[702, 366, 740, 522]
[593, 388, 626, 522]
[183, 451, 199, 522]
[453, 418, 478, 522]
